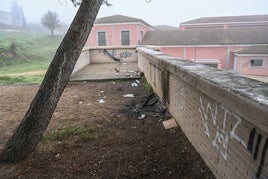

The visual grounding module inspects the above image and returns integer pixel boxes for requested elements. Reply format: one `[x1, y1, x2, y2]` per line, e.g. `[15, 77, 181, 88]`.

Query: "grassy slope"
[0, 31, 63, 84]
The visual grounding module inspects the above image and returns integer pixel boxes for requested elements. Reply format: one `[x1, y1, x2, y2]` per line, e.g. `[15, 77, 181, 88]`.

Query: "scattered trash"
[123, 94, 134, 98]
[98, 99, 105, 103]
[132, 82, 138, 87]
[135, 79, 140, 84]
[138, 114, 146, 119]
[128, 70, 134, 73]
[125, 74, 130, 77]
[79, 102, 83, 104]
[114, 68, 119, 73]
[55, 154, 60, 158]
[117, 115, 121, 118]
[116, 73, 119, 75]
[112, 81, 116, 84]
[103, 96, 107, 99]
[116, 86, 123, 91]
[122, 62, 128, 65]
[158, 118, 164, 122]
[100, 91, 104, 93]
[163, 118, 178, 129]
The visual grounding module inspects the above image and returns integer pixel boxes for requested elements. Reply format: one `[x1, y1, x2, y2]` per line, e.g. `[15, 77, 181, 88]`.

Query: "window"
[121, 30, 130, 45]
[141, 31, 144, 38]
[203, 63, 218, 68]
[97, 31, 106, 46]
[249, 59, 264, 68]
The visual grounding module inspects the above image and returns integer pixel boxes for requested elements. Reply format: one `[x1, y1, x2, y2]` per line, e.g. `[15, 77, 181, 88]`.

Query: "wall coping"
[83, 45, 137, 51]
[137, 47, 268, 132]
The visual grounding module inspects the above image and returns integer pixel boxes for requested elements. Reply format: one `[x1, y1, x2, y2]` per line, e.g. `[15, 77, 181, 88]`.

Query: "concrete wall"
[72, 47, 91, 74]
[72, 46, 138, 74]
[87, 23, 153, 46]
[89, 46, 137, 63]
[137, 47, 268, 179]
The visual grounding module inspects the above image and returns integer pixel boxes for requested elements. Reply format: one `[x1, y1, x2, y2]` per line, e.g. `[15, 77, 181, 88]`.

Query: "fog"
[0, 0, 268, 26]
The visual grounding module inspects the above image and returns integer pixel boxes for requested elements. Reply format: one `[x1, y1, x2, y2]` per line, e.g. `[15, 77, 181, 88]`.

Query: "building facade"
[180, 14, 268, 31]
[87, 15, 155, 47]
[142, 15, 268, 77]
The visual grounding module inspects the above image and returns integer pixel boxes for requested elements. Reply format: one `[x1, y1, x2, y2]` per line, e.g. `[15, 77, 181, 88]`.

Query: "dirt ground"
[0, 81, 215, 178]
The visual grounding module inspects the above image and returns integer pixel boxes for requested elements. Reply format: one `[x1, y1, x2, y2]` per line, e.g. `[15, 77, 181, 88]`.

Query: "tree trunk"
[0, 0, 103, 162]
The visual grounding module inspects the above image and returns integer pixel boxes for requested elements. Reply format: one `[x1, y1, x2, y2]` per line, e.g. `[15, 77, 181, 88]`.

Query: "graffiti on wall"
[247, 128, 268, 178]
[103, 49, 120, 61]
[179, 85, 186, 111]
[199, 97, 247, 160]
[103, 49, 132, 61]
[120, 51, 132, 58]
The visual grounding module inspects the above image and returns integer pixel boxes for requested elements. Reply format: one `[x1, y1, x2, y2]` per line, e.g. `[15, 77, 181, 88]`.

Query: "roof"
[154, 25, 179, 31]
[95, 15, 153, 28]
[141, 28, 268, 46]
[180, 14, 268, 25]
[234, 46, 268, 54]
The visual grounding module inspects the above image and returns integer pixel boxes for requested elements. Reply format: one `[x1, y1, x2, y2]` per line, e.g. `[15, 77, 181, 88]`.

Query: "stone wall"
[137, 47, 268, 179]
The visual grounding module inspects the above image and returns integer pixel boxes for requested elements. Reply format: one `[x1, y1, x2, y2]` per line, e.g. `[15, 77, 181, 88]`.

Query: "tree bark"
[0, 0, 103, 162]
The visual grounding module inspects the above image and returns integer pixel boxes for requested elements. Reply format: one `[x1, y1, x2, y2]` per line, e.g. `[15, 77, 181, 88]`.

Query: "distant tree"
[41, 11, 60, 37]
[20, 7, 27, 27]
[11, 1, 26, 27]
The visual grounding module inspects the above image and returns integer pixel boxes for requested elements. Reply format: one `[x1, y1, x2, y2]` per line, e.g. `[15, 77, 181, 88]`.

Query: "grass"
[0, 31, 62, 84]
[42, 125, 96, 142]
[140, 76, 153, 93]
[0, 75, 45, 85]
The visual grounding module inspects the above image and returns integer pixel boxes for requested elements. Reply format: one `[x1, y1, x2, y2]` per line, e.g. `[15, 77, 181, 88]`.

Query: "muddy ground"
[0, 81, 215, 178]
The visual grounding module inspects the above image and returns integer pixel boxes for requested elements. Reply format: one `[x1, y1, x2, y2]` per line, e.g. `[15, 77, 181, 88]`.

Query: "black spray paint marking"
[254, 134, 263, 160]
[256, 138, 268, 178]
[248, 128, 256, 154]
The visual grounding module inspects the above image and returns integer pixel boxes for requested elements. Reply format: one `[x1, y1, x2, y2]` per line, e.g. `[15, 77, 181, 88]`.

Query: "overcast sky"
[1, 0, 268, 26]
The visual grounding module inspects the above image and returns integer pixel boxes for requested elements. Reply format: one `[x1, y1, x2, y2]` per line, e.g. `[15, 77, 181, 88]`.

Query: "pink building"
[87, 15, 155, 47]
[180, 14, 268, 31]
[141, 28, 268, 76]
[233, 46, 268, 76]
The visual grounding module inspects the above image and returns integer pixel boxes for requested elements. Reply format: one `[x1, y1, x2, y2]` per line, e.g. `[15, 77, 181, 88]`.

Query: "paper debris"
[163, 118, 178, 129]
[98, 99, 105, 103]
[123, 94, 134, 98]
[138, 114, 146, 119]
[132, 82, 138, 87]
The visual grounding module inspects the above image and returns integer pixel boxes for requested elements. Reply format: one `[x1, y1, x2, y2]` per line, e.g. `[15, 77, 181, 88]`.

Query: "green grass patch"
[0, 31, 62, 84]
[140, 76, 153, 93]
[0, 75, 45, 85]
[42, 125, 96, 142]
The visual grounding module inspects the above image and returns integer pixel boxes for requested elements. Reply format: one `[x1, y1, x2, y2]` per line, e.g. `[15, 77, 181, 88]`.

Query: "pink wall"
[160, 46, 268, 76]
[234, 56, 268, 76]
[161, 46, 246, 70]
[87, 23, 152, 46]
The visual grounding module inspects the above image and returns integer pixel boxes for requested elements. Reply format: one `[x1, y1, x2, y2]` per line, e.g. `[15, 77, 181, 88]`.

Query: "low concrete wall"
[73, 47, 91, 74]
[137, 47, 268, 179]
[72, 46, 138, 74]
[89, 46, 137, 63]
